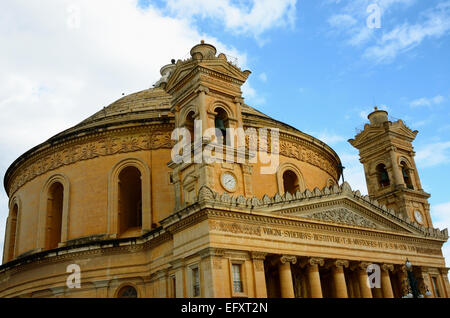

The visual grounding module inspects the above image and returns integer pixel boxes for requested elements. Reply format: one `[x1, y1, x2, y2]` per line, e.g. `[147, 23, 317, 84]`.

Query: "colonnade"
[268, 255, 440, 298]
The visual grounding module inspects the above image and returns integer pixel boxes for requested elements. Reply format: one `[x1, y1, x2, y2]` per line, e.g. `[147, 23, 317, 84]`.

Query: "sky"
[0, 0, 449, 267]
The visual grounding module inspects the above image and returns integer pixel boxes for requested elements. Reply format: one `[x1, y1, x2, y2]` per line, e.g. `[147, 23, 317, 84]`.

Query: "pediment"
[199, 60, 249, 82]
[272, 196, 418, 234]
[165, 58, 249, 93]
[389, 121, 418, 139]
[350, 126, 385, 147]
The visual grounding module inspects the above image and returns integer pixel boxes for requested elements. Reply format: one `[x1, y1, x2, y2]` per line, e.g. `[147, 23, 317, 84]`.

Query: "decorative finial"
[201, 40, 205, 44]
[374, 106, 378, 111]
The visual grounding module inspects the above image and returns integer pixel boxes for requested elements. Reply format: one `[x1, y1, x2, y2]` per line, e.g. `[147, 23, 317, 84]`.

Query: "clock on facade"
[414, 210, 424, 224]
[221, 172, 237, 192]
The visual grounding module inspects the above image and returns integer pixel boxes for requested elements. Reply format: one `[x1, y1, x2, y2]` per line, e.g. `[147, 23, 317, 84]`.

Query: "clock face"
[221, 172, 237, 192]
[414, 210, 423, 224]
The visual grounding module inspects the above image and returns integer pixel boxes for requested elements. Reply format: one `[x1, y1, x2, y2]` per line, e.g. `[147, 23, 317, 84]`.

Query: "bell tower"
[164, 41, 252, 210]
[349, 107, 432, 227]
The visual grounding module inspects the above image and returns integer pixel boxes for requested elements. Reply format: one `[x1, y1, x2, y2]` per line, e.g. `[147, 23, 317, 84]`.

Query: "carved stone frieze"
[303, 208, 380, 230]
[7, 127, 176, 196]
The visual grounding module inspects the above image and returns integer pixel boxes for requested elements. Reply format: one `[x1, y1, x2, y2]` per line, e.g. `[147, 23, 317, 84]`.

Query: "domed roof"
[50, 86, 275, 142]
[50, 87, 172, 141]
[4, 83, 341, 193]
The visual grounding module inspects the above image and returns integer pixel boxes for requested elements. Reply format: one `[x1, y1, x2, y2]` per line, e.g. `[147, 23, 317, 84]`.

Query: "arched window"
[118, 166, 142, 236]
[376, 164, 390, 188]
[46, 182, 64, 250]
[6, 204, 18, 261]
[117, 285, 138, 298]
[214, 108, 229, 145]
[283, 170, 300, 195]
[401, 161, 414, 190]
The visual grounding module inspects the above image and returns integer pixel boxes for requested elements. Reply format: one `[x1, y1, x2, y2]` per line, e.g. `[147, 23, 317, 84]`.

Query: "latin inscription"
[209, 220, 442, 255]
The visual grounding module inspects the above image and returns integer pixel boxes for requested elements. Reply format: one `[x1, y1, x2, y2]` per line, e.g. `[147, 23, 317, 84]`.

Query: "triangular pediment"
[191, 183, 448, 240]
[389, 121, 418, 139]
[165, 57, 249, 93]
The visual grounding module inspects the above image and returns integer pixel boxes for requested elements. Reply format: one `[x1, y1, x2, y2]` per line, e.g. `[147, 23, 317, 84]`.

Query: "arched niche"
[107, 157, 151, 238]
[37, 173, 70, 251]
[3, 196, 22, 263]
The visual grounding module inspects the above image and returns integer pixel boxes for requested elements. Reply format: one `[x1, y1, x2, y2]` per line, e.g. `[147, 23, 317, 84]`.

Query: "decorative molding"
[191, 184, 447, 239]
[280, 255, 297, 265]
[303, 208, 379, 230]
[7, 126, 175, 196]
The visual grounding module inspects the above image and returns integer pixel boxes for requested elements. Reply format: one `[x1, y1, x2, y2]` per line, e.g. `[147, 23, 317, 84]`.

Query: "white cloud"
[0, 0, 293, 260]
[359, 104, 389, 119]
[164, 0, 297, 43]
[364, 2, 450, 63]
[242, 81, 266, 106]
[328, 14, 357, 29]
[327, 0, 416, 47]
[416, 141, 450, 167]
[336, 151, 368, 195]
[259, 72, 268, 82]
[327, 0, 450, 62]
[431, 201, 450, 266]
[410, 95, 445, 108]
[314, 130, 346, 146]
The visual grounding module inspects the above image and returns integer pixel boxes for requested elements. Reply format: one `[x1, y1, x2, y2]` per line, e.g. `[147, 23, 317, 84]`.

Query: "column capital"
[250, 251, 267, 261]
[439, 267, 449, 275]
[234, 96, 244, 104]
[280, 255, 297, 265]
[381, 264, 395, 272]
[170, 258, 185, 270]
[299, 257, 325, 268]
[198, 247, 225, 259]
[394, 264, 408, 274]
[325, 259, 349, 270]
[195, 85, 210, 95]
[350, 261, 372, 271]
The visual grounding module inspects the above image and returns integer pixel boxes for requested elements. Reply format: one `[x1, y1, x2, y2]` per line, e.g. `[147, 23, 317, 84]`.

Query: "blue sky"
[0, 0, 449, 265]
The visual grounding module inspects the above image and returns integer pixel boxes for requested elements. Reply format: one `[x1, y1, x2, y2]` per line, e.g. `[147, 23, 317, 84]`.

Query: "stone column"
[438, 268, 450, 298]
[420, 267, 433, 298]
[409, 151, 423, 190]
[396, 265, 408, 297]
[278, 255, 297, 298]
[330, 260, 349, 298]
[171, 258, 186, 298]
[301, 258, 324, 298]
[380, 264, 394, 298]
[357, 262, 373, 298]
[93, 280, 109, 298]
[241, 164, 253, 197]
[195, 86, 209, 135]
[199, 247, 225, 298]
[389, 146, 404, 186]
[251, 252, 267, 298]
